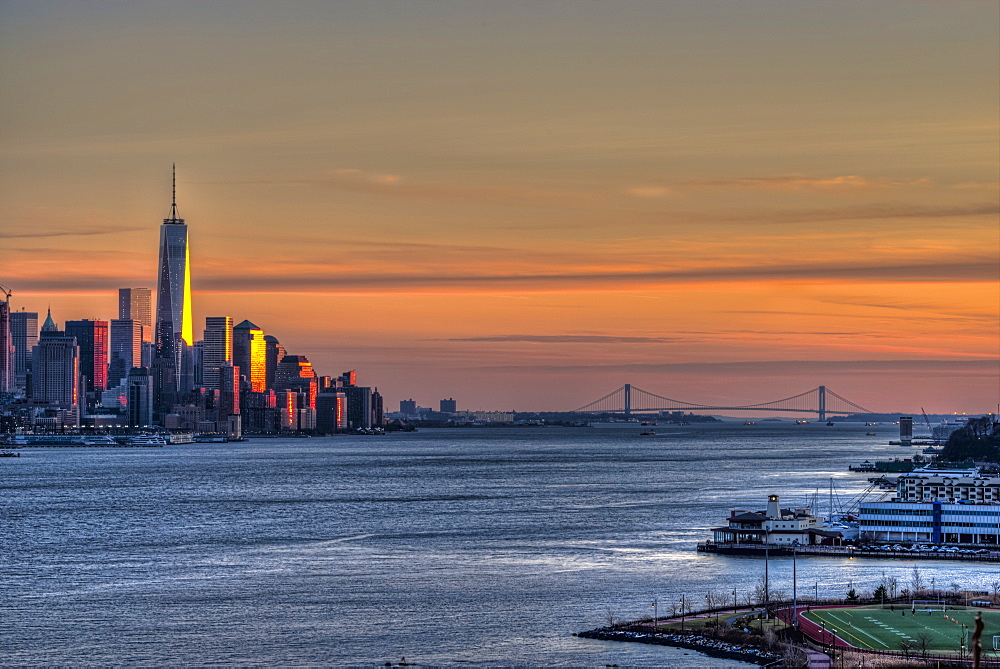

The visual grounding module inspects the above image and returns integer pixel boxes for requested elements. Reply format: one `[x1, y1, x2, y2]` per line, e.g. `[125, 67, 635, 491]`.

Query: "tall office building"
[0, 293, 12, 393]
[274, 354, 318, 410]
[11, 310, 38, 392]
[233, 320, 266, 392]
[109, 319, 144, 388]
[316, 391, 346, 433]
[264, 335, 286, 390]
[202, 316, 233, 389]
[154, 165, 194, 392]
[217, 361, 240, 419]
[65, 319, 109, 394]
[126, 367, 153, 427]
[343, 385, 373, 430]
[31, 327, 81, 427]
[119, 288, 152, 342]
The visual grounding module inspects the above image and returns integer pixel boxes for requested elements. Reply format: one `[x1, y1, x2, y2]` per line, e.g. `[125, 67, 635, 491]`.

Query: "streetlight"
[651, 598, 657, 634]
[792, 542, 798, 631]
[680, 594, 686, 632]
[764, 545, 770, 620]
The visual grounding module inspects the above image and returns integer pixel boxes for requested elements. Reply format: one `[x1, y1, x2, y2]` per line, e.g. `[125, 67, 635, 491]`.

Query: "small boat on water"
[0, 450, 20, 457]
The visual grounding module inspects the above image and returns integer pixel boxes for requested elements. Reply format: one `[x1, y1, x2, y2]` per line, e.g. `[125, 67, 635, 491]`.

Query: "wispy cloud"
[203, 169, 599, 208]
[683, 175, 933, 190]
[442, 334, 686, 344]
[0, 226, 145, 239]
[469, 358, 1000, 374]
[623, 186, 672, 198]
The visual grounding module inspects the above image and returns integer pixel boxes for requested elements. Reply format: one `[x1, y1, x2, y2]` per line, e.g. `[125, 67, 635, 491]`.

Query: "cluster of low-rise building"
[710, 465, 1000, 549]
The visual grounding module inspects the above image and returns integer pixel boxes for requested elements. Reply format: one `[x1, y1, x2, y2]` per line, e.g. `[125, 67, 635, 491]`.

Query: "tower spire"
[164, 163, 184, 224]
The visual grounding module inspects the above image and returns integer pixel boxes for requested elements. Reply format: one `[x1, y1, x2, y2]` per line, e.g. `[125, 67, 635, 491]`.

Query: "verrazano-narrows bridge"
[573, 385, 871, 421]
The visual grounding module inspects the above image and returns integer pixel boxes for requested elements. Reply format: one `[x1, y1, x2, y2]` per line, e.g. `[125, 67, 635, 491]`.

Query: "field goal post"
[911, 599, 946, 612]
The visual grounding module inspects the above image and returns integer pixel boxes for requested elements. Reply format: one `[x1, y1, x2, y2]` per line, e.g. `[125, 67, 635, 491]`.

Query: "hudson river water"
[3, 423, 995, 666]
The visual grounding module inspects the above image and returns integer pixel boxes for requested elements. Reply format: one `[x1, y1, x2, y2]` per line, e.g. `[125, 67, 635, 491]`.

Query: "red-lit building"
[65, 319, 109, 395]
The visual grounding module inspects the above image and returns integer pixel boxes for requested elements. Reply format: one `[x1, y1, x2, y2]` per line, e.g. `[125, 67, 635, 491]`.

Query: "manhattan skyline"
[1, 1, 998, 412]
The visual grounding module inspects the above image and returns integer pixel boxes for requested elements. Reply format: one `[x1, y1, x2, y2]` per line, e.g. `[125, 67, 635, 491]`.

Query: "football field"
[802, 605, 998, 654]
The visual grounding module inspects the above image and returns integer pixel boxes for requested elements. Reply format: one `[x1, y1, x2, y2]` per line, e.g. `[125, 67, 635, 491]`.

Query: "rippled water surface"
[3, 423, 994, 666]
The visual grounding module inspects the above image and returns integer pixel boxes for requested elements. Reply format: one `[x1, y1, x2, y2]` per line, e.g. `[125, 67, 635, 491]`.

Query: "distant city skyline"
[1, 1, 997, 413]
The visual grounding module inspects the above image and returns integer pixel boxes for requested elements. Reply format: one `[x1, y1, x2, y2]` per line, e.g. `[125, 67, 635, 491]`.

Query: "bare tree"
[604, 606, 618, 629]
[752, 578, 768, 607]
[781, 643, 808, 668]
[915, 632, 932, 661]
[910, 566, 925, 594]
[880, 574, 899, 599]
[898, 638, 914, 661]
[991, 579, 1000, 598]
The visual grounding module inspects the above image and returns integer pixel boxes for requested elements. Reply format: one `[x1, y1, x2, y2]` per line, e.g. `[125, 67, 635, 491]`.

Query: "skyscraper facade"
[109, 319, 144, 388]
[154, 166, 194, 392]
[11, 311, 38, 392]
[31, 328, 81, 426]
[65, 319, 109, 395]
[264, 335, 286, 390]
[119, 288, 152, 342]
[126, 367, 153, 427]
[233, 320, 266, 392]
[0, 293, 12, 393]
[217, 361, 240, 419]
[202, 316, 233, 389]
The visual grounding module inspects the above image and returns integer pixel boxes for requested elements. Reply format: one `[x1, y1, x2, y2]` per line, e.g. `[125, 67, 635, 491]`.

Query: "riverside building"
[858, 466, 1000, 545]
[710, 495, 842, 546]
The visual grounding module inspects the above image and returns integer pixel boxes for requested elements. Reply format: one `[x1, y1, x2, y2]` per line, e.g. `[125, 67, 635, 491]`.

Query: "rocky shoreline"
[576, 628, 781, 666]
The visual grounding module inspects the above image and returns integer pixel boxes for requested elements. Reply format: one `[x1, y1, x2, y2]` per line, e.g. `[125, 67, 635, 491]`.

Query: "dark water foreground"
[3, 424, 994, 666]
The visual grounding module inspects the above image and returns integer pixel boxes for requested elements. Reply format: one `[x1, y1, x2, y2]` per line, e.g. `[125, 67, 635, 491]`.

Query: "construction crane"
[0, 283, 10, 303]
[920, 406, 934, 435]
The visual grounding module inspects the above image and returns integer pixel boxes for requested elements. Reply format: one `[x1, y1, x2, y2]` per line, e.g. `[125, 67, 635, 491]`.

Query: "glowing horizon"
[1, 1, 997, 413]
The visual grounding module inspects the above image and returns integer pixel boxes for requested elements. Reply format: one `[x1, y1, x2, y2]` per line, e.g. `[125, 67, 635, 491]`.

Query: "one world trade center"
[154, 165, 194, 400]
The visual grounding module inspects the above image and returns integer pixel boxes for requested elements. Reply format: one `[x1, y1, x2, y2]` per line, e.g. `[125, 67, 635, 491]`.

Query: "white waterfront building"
[858, 466, 1000, 545]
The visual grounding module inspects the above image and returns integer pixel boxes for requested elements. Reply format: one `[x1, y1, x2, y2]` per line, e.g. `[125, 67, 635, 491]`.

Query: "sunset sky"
[2, 1, 998, 413]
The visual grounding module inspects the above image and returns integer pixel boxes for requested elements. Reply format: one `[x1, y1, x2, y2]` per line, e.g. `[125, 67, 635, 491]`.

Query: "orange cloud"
[683, 175, 934, 190]
[623, 186, 672, 198]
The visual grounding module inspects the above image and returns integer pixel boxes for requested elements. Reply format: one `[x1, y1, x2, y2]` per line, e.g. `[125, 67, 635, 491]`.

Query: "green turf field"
[803, 605, 998, 654]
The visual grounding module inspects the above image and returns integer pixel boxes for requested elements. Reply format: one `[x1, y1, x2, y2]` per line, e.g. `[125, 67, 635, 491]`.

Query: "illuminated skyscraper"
[233, 320, 266, 392]
[11, 310, 38, 392]
[0, 292, 12, 393]
[202, 316, 233, 389]
[119, 288, 152, 342]
[65, 319, 109, 395]
[274, 354, 317, 410]
[154, 165, 194, 392]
